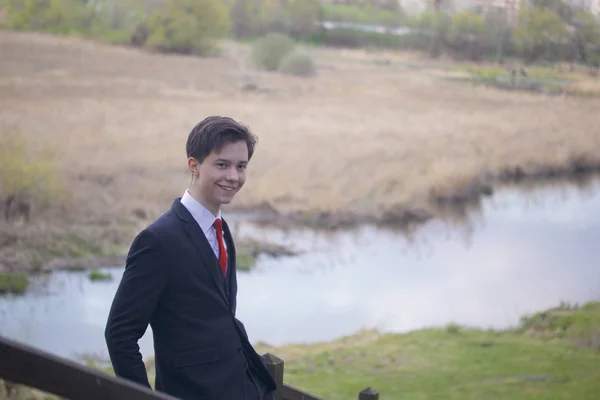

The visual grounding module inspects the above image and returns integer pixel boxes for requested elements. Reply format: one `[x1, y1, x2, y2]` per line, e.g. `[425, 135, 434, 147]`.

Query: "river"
[1, 178, 599, 363]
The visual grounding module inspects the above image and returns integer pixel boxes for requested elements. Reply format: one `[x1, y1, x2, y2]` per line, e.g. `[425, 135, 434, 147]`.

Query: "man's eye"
[217, 163, 226, 168]
[238, 165, 247, 170]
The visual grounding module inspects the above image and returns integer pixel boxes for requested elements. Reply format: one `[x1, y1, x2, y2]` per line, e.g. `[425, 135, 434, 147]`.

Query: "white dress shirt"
[180, 189, 226, 261]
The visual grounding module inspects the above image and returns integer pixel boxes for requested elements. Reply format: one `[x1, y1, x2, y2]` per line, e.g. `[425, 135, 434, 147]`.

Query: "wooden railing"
[0, 334, 379, 399]
[262, 353, 379, 400]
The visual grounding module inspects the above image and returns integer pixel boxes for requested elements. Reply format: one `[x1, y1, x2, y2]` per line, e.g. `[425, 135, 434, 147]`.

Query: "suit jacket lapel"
[173, 199, 230, 307]
[222, 219, 237, 313]
[183, 222, 230, 306]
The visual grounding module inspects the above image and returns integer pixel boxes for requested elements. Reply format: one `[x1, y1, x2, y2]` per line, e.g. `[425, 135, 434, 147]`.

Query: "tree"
[230, 0, 288, 38]
[513, 6, 568, 62]
[482, 8, 512, 62]
[286, 0, 323, 40]
[415, 9, 452, 57]
[447, 11, 485, 60]
[144, 0, 230, 55]
[3, 0, 92, 34]
[571, 11, 600, 66]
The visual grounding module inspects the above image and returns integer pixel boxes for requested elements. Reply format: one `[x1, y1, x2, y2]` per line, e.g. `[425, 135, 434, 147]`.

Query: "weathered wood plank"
[282, 383, 324, 400]
[0, 334, 177, 400]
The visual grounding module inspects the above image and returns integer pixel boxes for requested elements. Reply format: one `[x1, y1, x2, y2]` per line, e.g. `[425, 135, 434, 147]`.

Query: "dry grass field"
[1, 30, 600, 271]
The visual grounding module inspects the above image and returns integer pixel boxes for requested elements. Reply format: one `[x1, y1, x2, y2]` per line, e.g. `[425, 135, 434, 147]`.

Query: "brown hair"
[186, 116, 257, 163]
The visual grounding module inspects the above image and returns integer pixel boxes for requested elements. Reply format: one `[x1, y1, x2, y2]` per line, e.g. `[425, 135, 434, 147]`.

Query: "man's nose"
[225, 167, 239, 181]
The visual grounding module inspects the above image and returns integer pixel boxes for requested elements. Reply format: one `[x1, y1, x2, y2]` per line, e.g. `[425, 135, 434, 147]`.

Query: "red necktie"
[213, 218, 227, 276]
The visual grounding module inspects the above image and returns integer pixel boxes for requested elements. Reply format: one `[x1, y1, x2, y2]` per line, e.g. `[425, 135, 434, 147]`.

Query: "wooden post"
[262, 353, 284, 400]
[359, 387, 379, 400]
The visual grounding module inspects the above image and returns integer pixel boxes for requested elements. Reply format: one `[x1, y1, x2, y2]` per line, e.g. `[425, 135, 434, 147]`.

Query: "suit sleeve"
[104, 228, 169, 388]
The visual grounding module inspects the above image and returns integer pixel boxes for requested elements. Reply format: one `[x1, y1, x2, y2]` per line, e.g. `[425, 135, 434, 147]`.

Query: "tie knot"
[213, 218, 222, 232]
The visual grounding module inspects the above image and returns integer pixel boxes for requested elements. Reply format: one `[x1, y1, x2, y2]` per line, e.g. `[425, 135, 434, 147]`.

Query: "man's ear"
[187, 157, 200, 177]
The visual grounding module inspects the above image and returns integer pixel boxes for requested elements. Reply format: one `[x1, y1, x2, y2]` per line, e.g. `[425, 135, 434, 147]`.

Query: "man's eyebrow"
[215, 158, 248, 164]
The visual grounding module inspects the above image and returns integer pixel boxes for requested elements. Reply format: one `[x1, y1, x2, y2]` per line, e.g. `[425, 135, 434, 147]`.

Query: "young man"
[105, 116, 276, 400]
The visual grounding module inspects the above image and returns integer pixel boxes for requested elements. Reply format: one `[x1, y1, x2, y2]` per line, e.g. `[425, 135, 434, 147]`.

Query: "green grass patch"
[260, 302, 600, 400]
[21, 232, 125, 271]
[458, 65, 566, 81]
[236, 252, 256, 272]
[518, 301, 600, 349]
[88, 269, 112, 282]
[448, 65, 574, 95]
[0, 272, 28, 295]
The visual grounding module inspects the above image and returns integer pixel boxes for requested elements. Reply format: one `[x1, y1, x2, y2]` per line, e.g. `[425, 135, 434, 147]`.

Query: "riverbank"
[2, 30, 600, 272]
[251, 301, 600, 399]
[8, 301, 588, 399]
[1, 292, 599, 398]
[1, 289, 598, 397]
[139, 302, 600, 399]
[0, 233, 298, 294]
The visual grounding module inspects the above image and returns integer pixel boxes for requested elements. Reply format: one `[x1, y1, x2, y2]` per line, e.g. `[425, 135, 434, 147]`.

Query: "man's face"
[192, 140, 248, 215]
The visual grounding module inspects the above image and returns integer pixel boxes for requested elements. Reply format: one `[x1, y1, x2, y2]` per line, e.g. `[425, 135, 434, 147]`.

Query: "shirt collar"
[180, 189, 221, 234]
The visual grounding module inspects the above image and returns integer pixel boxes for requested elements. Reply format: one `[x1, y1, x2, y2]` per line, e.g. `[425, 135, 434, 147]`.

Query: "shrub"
[0, 133, 62, 223]
[0, 272, 28, 295]
[447, 12, 485, 61]
[278, 50, 317, 77]
[89, 269, 113, 282]
[251, 32, 296, 71]
[286, 0, 324, 40]
[513, 6, 569, 63]
[143, 0, 230, 56]
[236, 253, 255, 271]
[3, 0, 92, 34]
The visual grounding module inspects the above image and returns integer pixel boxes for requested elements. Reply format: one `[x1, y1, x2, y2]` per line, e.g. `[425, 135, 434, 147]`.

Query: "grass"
[451, 64, 586, 96]
[458, 64, 567, 81]
[235, 238, 298, 271]
[88, 268, 112, 282]
[0, 217, 132, 272]
[1, 30, 600, 269]
[2, 302, 598, 399]
[254, 302, 600, 400]
[0, 272, 28, 295]
[517, 301, 600, 349]
[236, 252, 255, 271]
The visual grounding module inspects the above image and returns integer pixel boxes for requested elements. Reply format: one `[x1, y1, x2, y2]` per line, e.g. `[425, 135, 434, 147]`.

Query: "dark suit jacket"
[105, 198, 276, 400]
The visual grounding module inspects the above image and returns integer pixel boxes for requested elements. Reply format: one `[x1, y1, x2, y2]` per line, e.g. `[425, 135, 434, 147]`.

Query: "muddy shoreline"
[1, 167, 600, 276]
[230, 165, 600, 230]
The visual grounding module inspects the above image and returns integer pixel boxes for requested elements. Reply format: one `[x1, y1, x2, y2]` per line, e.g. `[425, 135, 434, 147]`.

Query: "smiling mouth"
[217, 184, 236, 192]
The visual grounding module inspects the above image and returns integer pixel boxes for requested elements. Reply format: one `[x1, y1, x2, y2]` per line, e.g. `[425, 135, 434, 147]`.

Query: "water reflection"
[1, 178, 599, 361]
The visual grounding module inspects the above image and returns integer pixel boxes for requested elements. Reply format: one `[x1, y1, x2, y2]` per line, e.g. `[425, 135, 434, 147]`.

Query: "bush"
[230, 0, 323, 40]
[251, 32, 296, 71]
[0, 133, 62, 223]
[447, 12, 485, 61]
[278, 50, 317, 77]
[230, 0, 285, 38]
[142, 0, 230, 56]
[286, 0, 324, 40]
[3, 0, 93, 34]
[513, 6, 569, 63]
[0, 272, 28, 295]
